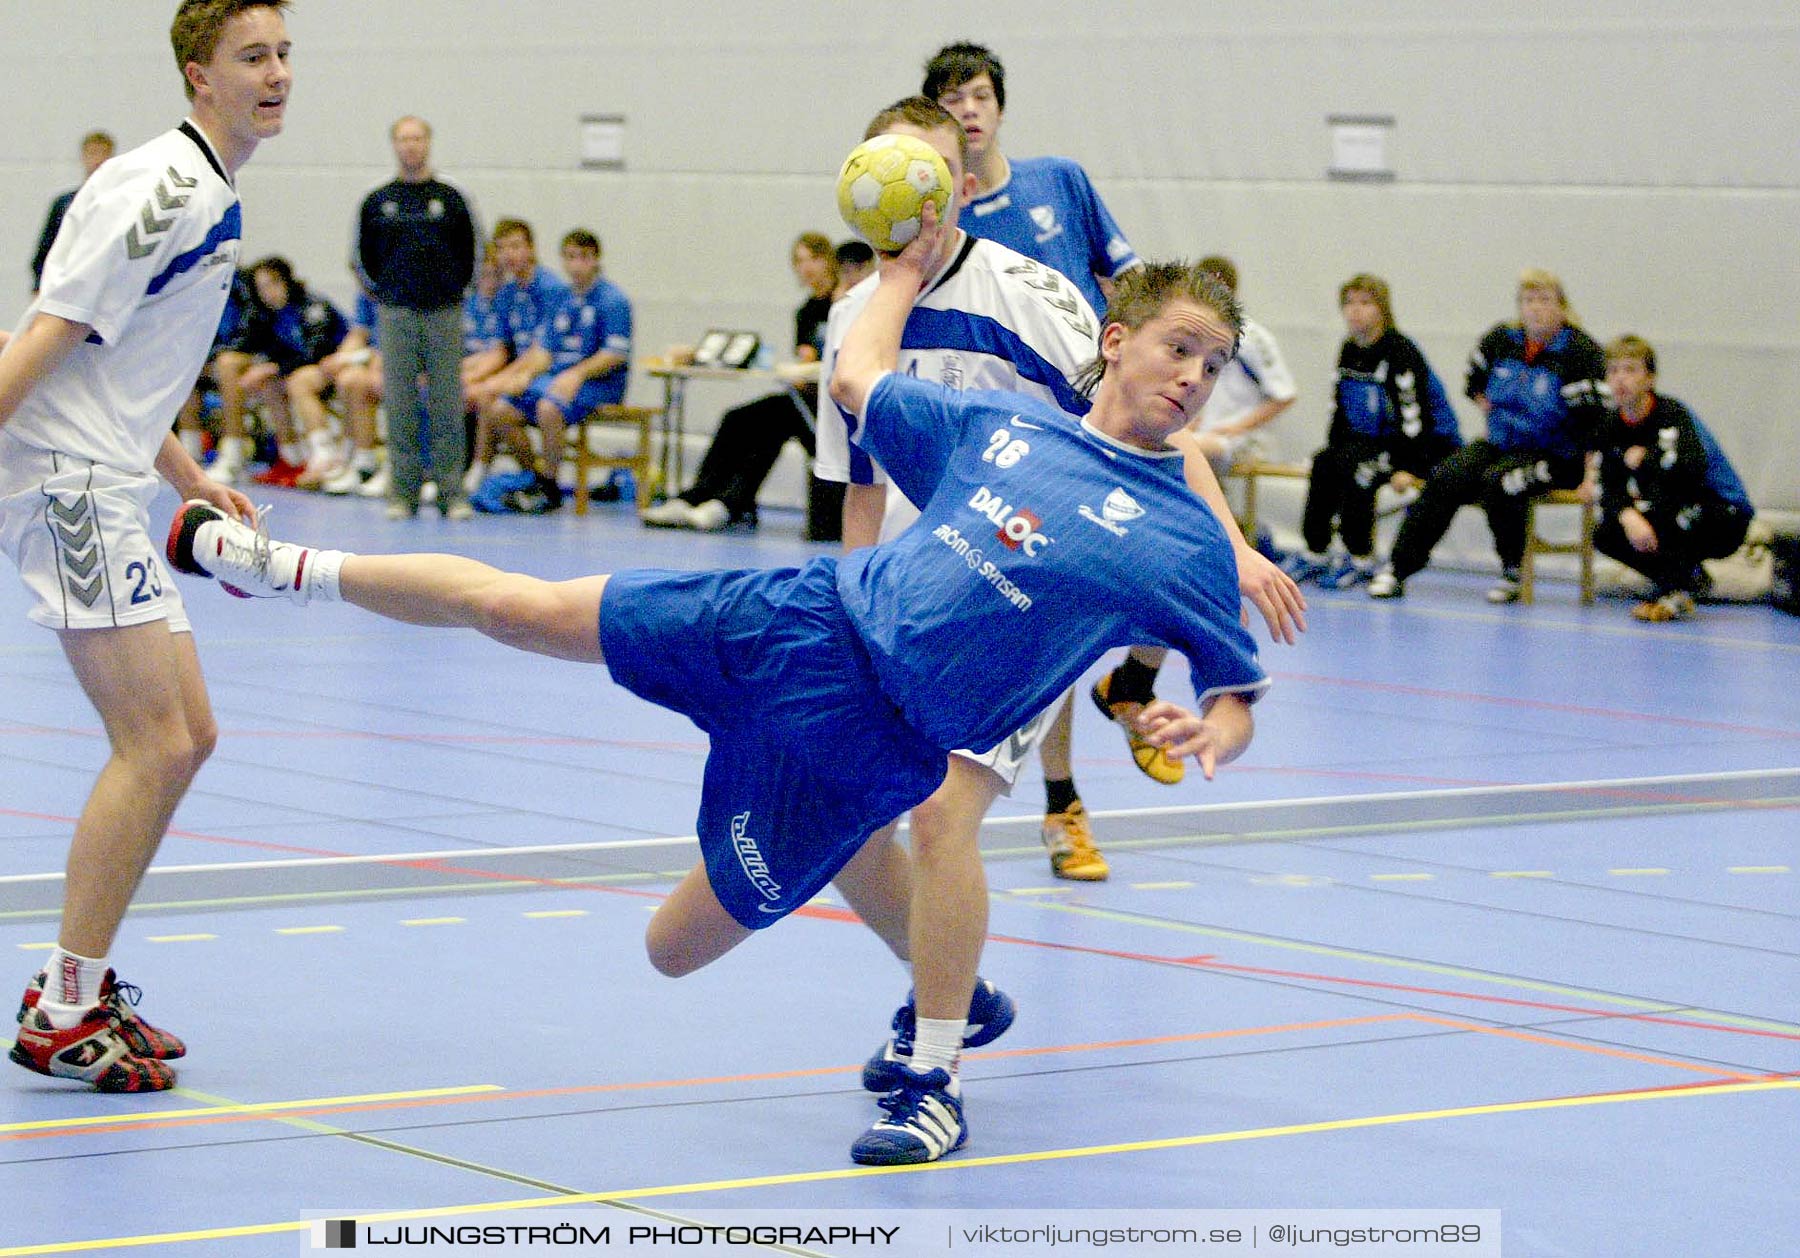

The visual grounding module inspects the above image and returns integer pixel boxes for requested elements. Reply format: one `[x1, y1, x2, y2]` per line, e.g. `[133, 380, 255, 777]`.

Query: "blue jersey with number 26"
[836, 372, 1267, 755]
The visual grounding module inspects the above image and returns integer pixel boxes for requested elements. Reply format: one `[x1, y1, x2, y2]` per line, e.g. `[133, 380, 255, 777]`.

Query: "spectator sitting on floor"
[1281, 273, 1463, 590]
[642, 231, 837, 531]
[1585, 334, 1754, 622]
[1370, 267, 1607, 604]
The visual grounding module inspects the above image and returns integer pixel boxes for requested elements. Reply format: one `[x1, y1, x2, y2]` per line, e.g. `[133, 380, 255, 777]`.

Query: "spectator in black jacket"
[229, 256, 348, 488]
[28, 131, 114, 294]
[1586, 335, 1754, 622]
[642, 232, 837, 531]
[355, 115, 479, 519]
[1283, 274, 1463, 589]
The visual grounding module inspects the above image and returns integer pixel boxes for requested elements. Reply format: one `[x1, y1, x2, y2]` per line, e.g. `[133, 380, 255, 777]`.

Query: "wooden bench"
[1520, 488, 1597, 605]
[1229, 456, 1596, 605]
[565, 404, 659, 517]
[1226, 457, 1310, 537]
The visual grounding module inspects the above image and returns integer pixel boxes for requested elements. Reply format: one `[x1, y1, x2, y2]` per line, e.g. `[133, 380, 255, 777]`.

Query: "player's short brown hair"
[863, 97, 969, 166]
[172, 0, 290, 99]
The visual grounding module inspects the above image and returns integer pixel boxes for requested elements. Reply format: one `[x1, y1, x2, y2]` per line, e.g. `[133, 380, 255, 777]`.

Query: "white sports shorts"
[951, 689, 1065, 790]
[0, 433, 190, 633]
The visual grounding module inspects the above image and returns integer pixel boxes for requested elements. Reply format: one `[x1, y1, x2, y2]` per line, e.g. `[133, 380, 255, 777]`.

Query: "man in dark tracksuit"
[355, 115, 478, 518]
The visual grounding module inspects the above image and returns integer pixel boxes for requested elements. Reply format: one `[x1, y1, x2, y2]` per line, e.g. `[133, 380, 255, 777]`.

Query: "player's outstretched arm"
[826, 203, 945, 419]
[1133, 694, 1254, 781]
[1168, 429, 1306, 644]
[155, 432, 255, 524]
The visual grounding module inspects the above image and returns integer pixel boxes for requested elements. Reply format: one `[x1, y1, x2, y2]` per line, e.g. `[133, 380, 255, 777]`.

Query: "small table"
[643, 359, 819, 496]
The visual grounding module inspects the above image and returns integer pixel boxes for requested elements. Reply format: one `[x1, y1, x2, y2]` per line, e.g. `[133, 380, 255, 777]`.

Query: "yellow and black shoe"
[1042, 801, 1109, 881]
[1090, 673, 1184, 785]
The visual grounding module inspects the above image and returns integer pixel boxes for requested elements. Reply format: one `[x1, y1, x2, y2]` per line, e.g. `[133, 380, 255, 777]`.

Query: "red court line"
[1408, 1014, 1762, 1080]
[972, 931, 1800, 1043]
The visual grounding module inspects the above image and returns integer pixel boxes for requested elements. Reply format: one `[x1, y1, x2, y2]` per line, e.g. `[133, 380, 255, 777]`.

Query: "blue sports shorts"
[509, 373, 618, 423]
[599, 557, 947, 929]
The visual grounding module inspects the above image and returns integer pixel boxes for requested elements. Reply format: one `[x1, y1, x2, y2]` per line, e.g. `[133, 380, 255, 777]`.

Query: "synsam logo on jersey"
[968, 486, 1053, 556]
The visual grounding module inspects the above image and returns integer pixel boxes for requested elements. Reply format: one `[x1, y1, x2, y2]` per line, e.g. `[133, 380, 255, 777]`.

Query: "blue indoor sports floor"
[2, 488, 1796, 1256]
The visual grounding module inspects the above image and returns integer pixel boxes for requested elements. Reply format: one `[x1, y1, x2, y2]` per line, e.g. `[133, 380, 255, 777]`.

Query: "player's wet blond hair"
[172, 0, 290, 99]
[1073, 262, 1244, 396]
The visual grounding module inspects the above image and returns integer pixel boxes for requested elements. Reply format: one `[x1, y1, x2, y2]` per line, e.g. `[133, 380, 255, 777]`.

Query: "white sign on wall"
[1328, 114, 1395, 182]
[581, 115, 626, 170]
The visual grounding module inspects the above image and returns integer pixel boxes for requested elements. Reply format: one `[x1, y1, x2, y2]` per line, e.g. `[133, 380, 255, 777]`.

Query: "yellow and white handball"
[835, 133, 953, 254]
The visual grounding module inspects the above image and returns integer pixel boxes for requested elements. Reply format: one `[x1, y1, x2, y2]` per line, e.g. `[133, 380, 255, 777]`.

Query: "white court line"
[0, 766, 1792, 886]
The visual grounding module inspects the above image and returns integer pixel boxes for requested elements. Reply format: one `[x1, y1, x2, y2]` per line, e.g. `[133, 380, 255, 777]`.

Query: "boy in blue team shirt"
[165, 209, 1266, 1166]
[924, 42, 1139, 319]
[464, 218, 570, 509]
[478, 228, 632, 513]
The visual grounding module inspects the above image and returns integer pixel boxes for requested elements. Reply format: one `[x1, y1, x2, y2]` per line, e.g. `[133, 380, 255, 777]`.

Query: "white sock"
[307, 430, 336, 462]
[38, 946, 107, 1027]
[1350, 554, 1375, 571]
[302, 549, 348, 603]
[180, 429, 205, 458]
[352, 448, 378, 473]
[217, 435, 247, 466]
[278, 441, 305, 467]
[910, 1016, 965, 1077]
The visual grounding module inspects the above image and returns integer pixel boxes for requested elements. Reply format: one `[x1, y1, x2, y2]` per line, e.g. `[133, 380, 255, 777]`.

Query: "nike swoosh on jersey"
[1008, 416, 1043, 431]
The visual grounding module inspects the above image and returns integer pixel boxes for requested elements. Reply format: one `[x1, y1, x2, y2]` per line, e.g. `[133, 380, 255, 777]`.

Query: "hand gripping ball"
[835, 133, 953, 254]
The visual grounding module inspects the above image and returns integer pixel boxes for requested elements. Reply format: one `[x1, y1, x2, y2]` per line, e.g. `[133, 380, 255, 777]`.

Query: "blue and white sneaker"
[1278, 550, 1329, 583]
[850, 1065, 967, 1165]
[1318, 556, 1376, 590]
[862, 978, 1015, 1093]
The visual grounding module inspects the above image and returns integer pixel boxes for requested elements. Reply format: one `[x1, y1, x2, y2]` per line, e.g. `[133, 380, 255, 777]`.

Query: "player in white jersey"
[0, 0, 290, 1093]
[815, 100, 1304, 1144]
[1091, 256, 1300, 777]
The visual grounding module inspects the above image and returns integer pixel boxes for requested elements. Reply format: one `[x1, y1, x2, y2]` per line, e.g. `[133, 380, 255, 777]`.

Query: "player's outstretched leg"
[167, 501, 610, 664]
[167, 500, 336, 603]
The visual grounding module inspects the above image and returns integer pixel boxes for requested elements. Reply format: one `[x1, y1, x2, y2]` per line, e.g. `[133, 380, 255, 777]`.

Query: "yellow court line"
[401, 917, 465, 926]
[144, 934, 215, 943]
[1729, 865, 1790, 874]
[6, 1079, 1793, 1256]
[273, 925, 344, 936]
[14, 942, 55, 951]
[0, 1084, 503, 1135]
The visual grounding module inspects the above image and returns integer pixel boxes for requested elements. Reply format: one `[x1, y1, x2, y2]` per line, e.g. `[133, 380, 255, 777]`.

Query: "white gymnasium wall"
[3, 2, 1796, 512]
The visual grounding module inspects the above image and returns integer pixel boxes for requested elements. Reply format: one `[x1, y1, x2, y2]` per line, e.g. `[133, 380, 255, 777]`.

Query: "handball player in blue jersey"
[166, 205, 1268, 1163]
